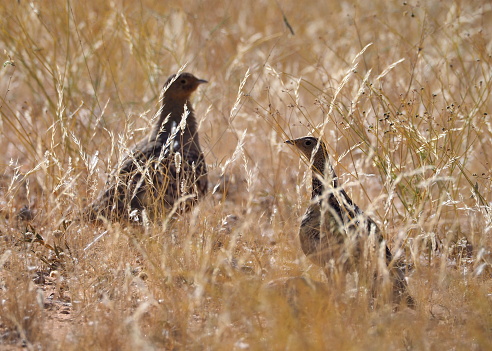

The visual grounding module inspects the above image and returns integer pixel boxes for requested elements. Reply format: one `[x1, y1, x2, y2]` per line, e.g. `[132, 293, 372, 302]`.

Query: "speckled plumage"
[286, 136, 413, 306]
[88, 73, 208, 221]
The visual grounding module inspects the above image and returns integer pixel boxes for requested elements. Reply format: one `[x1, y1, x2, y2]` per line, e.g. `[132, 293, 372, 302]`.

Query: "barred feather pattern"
[90, 129, 207, 220]
[286, 136, 413, 307]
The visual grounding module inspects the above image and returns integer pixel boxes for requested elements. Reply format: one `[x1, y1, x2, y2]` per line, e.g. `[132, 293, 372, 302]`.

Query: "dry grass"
[1, 0, 492, 350]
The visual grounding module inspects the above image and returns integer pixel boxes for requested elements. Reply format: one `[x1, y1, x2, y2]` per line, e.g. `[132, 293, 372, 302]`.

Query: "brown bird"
[286, 136, 413, 307]
[88, 72, 208, 221]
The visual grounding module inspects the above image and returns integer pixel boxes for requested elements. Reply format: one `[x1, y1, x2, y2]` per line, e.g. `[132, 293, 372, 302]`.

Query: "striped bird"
[286, 136, 413, 306]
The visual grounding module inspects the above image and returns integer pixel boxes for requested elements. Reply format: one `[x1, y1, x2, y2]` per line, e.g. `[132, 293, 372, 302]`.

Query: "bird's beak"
[197, 79, 208, 84]
[285, 140, 294, 145]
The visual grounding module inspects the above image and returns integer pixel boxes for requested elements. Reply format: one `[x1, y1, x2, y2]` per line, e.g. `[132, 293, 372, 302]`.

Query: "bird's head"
[285, 136, 328, 174]
[163, 72, 208, 100]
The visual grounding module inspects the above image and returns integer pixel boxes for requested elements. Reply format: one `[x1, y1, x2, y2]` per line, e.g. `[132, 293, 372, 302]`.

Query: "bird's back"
[89, 121, 207, 220]
[300, 185, 382, 269]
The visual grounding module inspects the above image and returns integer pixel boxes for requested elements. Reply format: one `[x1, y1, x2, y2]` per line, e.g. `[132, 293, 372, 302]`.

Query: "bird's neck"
[311, 153, 338, 199]
[153, 98, 198, 142]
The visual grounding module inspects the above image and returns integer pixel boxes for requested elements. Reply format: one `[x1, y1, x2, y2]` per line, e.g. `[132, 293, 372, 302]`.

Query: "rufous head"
[163, 72, 207, 100]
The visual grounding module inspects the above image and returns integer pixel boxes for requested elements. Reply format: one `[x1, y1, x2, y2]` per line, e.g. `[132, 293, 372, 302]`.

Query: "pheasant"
[286, 136, 413, 306]
[88, 73, 208, 221]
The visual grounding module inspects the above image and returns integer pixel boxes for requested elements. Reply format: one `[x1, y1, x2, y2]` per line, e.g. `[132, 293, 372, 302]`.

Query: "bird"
[87, 72, 208, 221]
[285, 136, 414, 307]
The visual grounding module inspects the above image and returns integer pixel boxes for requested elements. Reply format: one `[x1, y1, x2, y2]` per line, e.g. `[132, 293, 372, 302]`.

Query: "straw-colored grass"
[1, 1, 491, 350]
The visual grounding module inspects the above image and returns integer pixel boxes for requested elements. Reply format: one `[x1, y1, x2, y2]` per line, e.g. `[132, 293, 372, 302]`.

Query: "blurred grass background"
[0, 0, 491, 350]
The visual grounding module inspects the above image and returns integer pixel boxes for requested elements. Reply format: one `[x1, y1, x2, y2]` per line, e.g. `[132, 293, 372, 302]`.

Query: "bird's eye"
[180, 79, 187, 84]
[305, 140, 312, 146]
